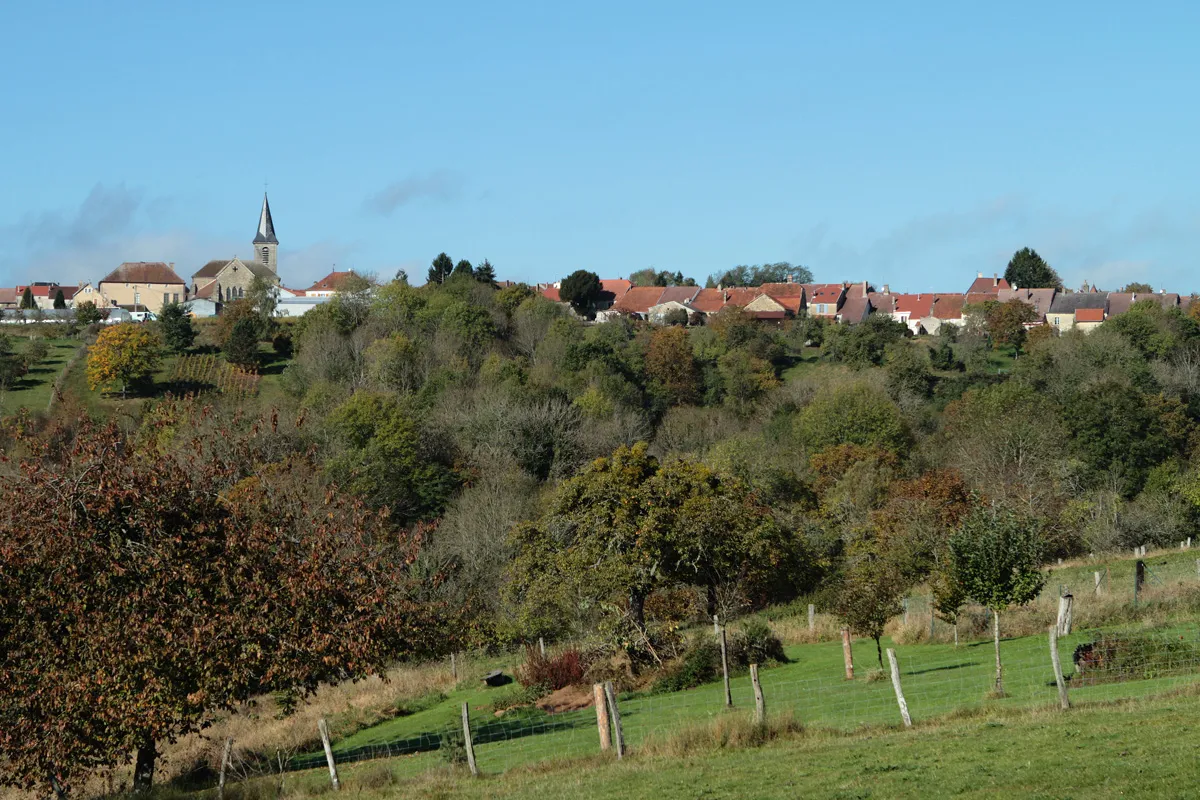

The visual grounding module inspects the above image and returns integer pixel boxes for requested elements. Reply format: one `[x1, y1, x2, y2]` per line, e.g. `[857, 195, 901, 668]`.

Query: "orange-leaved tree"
[86, 322, 161, 397]
[0, 412, 448, 795]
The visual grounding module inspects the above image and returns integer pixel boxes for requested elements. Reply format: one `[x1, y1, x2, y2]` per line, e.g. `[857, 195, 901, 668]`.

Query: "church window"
[261, 247, 270, 264]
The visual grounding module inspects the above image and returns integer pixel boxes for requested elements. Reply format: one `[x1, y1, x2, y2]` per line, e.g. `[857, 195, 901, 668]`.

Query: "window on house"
[1054, 317, 1060, 325]
[173, 293, 180, 303]
[164, 293, 170, 307]
[134, 291, 140, 305]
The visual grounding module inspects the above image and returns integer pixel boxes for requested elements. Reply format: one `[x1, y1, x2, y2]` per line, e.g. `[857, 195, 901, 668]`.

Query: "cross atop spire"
[253, 192, 278, 245]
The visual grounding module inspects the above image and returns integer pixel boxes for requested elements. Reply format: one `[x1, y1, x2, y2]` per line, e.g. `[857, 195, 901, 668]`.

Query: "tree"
[645, 327, 700, 406]
[19, 287, 34, 310]
[1121, 282, 1154, 293]
[0, 411, 444, 794]
[325, 391, 458, 523]
[929, 337, 959, 370]
[505, 443, 796, 644]
[707, 263, 813, 288]
[884, 342, 933, 399]
[931, 560, 967, 647]
[474, 259, 496, 283]
[558, 270, 603, 314]
[1003, 247, 1061, 289]
[663, 307, 689, 326]
[157, 302, 195, 353]
[74, 301, 107, 325]
[795, 383, 912, 455]
[214, 299, 262, 348]
[717, 350, 779, 415]
[22, 338, 49, 369]
[949, 506, 1045, 696]
[836, 542, 909, 667]
[52, 290, 66, 309]
[983, 299, 1039, 350]
[630, 268, 697, 287]
[247, 275, 280, 324]
[452, 259, 474, 278]
[0, 335, 27, 390]
[427, 252, 454, 285]
[223, 317, 261, 368]
[86, 324, 161, 398]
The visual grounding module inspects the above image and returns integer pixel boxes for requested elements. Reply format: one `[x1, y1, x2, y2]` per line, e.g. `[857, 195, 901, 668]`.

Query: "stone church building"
[192, 194, 281, 303]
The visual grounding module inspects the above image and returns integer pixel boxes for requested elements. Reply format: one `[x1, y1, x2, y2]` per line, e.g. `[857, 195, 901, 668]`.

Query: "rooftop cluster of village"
[1, 195, 1186, 336]
[538, 271, 1190, 336]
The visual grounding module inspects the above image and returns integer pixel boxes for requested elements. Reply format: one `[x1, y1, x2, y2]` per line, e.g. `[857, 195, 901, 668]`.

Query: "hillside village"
[2, 193, 1189, 336]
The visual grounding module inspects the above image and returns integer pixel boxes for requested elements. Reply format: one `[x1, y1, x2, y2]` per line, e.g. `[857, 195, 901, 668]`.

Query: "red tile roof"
[307, 271, 355, 292]
[965, 292, 995, 307]
[1075, 308, 1105, 322]
[894, 293, 934, 318]
[932, 294, 966, 320]
[688, 288, 727, 313]
[967, 274, 1009, 294]
[723, 287, 764, 307]
[0, 288, 17, 305]
[774, 295, 804, 313]
[802, 283, 845, 304]
[541, 285, 561, 302]
[100, 262, 186, 286]
[657, 286, 700, 304]
[613, 286, 665, 313]
[600, 279, 632, 300]
[760, 282, 804, 297]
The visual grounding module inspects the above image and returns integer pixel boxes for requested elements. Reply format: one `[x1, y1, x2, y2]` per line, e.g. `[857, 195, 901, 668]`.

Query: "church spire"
[253, 192, 278, 245]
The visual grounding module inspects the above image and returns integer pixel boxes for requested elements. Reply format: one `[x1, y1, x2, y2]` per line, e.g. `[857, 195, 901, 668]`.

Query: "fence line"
[274, 621, 1200, 784]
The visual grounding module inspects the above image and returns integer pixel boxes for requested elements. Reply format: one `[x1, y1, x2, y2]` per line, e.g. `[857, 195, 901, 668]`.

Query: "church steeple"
[252, 193, 278, 273]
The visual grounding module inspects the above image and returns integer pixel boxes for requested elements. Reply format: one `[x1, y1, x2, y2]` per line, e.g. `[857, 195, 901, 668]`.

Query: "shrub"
[515, 646, 586, 691]
[653, 638, 722, 693]
[272, 332, 294, 358]
[733, 620, 788, 666]
[1071, 631, 1200, 685]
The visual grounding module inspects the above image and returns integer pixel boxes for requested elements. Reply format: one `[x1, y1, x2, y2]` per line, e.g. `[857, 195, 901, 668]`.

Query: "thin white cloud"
[364, 170, 465, 215]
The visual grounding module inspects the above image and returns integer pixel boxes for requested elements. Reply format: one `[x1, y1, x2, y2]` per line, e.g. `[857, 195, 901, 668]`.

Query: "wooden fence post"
[841, 627, 854, 680]
[451, 652, 457, 681]
[808, 603, 815, 632]
[317, 718, 340, 791]
[461, 702, 478, 776]
[593, 683, 611, 751]
[885, 649, 912, 728]
[1056, 594, 1073, 636]
[1135, 560, 1146, 605]
[1048, 625, 1070, 710]
[217, 737, 233, 800]
[720, 626, 732, 708]
[538, 637, 546, 658]
[603, 682, 625, 759]
[1196, 558, 1200, 578]
[1094, 571, 1102, 595]
[750, 664, 765, 724]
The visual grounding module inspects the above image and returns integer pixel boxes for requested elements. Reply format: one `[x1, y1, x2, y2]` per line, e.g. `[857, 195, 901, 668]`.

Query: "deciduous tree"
[0, 413, 444, 794]
[86, 323, 161, 398]
[646, 327, 700, 406]
[949, 506, 1045, 696]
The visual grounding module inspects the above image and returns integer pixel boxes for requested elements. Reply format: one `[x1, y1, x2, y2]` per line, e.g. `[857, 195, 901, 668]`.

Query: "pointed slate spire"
[253, 193, 278, 244]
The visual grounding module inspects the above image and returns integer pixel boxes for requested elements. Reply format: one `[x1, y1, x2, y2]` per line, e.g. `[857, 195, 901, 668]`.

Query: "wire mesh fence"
[265, 617, 1200, 788]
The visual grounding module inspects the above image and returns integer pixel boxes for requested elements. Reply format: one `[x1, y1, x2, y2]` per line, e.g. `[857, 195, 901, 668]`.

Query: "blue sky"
[2, 1, 1199, 292]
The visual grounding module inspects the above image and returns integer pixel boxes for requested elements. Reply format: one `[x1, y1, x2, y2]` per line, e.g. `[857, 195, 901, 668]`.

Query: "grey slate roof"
[193, 257, 277, 281]
[253, 193, 278, 244]
[1048, 292, 1109, 314]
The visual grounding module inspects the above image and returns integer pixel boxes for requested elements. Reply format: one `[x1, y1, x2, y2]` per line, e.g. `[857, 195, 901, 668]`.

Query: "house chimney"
[169, 262, 174, 269]
[993, 273, 999, 287]
[977, 272, 983, 279]
[883, 284, 890, 294]
[786, 273, 793, 284]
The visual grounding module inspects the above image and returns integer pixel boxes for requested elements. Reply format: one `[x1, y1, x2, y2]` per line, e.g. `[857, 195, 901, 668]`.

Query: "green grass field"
[0, 337, 83, 416]
[220, 679, 1200, 799]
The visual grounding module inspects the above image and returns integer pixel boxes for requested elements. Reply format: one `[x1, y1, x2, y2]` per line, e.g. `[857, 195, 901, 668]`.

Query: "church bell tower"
[253, 193, 279, 273]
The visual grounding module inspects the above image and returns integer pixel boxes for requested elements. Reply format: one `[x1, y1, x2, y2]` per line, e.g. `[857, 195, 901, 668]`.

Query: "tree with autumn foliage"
[645, 326, 700, 406]
[0, 407, 447, 795]
[86, 322, 161, 397]
[505, 443, 810, 645]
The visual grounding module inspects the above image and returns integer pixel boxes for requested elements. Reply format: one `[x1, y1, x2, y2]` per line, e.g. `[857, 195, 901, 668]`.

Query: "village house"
[1048, 293, 1108, 333]
[967, 273, 1010, 294]
[802, 284, 846, 318]
[98, 262, 188, 313]
[647, 286, 700, 323]
[997, 287, 1057, 324]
